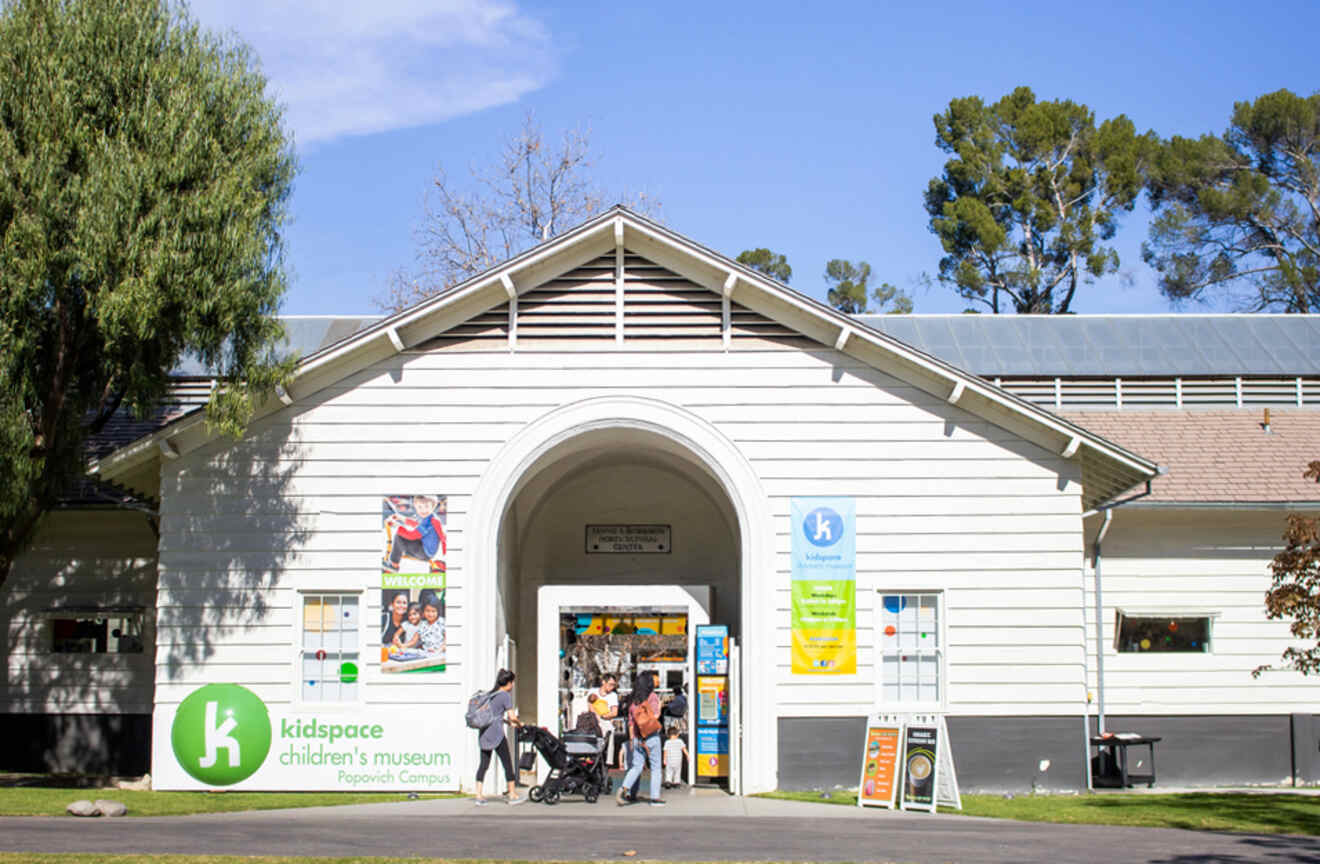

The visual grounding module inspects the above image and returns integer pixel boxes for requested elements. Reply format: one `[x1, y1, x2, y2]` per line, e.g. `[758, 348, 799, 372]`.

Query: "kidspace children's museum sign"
[153, 684, 461, 791]
[790, 497, 857, 674]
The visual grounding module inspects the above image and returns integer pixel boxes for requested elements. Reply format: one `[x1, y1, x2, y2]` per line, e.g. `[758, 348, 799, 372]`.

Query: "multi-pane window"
[877, 592, 942, 705]
[51, 613, 144, 654]
[1116, 614, 1212, 653]
[302, 593, 361, 702]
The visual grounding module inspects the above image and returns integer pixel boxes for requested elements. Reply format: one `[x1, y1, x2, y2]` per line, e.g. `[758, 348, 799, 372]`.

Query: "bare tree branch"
[380, 112, 660, 312]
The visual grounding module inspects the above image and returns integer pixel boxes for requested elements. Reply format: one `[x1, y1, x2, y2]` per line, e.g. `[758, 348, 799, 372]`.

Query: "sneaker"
[474, 798, 488, 806]
[650, 799, 666, 807]
[507, 796, 526, 806]
[615, 786, 628, 806]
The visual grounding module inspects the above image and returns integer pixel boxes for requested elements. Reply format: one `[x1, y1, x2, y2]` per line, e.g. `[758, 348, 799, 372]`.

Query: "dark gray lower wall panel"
[777, 716, 868, 790]
[1293, 714, 1319, 785]
[777, 715, 1312, 792]
[1103, 714, 1293, 786]
[945, 716, 1086, 792]
[0, 713, 150, 775]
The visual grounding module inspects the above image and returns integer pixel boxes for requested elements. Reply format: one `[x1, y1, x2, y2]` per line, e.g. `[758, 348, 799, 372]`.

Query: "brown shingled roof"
[1062, 410, 1320, 503]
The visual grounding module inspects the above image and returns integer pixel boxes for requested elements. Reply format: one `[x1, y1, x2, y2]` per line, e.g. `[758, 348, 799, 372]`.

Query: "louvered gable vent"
[623, 253, 722, 338]
[431, 250, 791, 345]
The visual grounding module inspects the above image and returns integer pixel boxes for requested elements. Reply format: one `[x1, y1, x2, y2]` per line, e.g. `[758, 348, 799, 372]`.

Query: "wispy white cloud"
[189, 1, 554, 146]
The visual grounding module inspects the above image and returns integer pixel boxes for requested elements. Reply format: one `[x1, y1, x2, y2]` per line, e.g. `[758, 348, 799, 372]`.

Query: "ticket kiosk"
[694, 624, 730, 785]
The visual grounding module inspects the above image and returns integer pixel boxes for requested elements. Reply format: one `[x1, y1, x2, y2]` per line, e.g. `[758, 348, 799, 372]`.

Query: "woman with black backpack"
[474, 669, 524, 806]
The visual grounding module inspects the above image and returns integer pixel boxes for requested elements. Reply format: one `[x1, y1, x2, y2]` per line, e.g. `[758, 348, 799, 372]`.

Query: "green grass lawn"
[0, 858, 586, 864]
[0, 858, 790, 864]
[760, 788, 1320, 836]
[0, 788, 460, 817]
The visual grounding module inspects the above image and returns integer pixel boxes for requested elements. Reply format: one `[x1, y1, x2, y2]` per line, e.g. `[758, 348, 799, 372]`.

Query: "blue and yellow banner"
[790, 497, 856, 674]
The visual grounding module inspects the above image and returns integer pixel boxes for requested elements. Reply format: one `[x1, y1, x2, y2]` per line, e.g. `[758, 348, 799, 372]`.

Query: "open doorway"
[537, 585, 708, 789]
[494, 433, 741, 730]
[559, 606, 688, 733]
[467, 399, 779, 794]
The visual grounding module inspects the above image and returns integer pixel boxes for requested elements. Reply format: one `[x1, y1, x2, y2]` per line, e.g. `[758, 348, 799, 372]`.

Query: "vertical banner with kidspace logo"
[154, 683, 461, 791]
[791, 497, 856, 674]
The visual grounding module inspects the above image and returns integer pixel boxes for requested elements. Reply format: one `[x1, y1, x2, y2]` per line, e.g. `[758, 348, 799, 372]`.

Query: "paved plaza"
[2, 789, 1318, 863]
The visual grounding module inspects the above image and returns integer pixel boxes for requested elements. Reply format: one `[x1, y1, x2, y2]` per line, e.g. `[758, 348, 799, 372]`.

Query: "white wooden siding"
[1082, 508, 1320, 715]
[156, 341, 1087, 724]
[2, 511, 157, 714]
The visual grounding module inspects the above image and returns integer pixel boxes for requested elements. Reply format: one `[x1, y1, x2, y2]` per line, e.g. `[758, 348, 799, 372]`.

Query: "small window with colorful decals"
[1116, 613, 1212, 653]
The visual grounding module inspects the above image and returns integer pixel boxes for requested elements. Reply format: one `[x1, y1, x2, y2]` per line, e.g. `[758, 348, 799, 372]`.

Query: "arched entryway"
[465, 396, 777, 793]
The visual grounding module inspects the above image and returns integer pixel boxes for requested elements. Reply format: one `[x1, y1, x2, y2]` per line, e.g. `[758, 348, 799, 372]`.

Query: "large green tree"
[0, 0, 296, 583]
[824, 259, 912, 314]
[1144, 89, 1320, 312]
[925, 87, 1155, 313]
[735, 248, 792, 283]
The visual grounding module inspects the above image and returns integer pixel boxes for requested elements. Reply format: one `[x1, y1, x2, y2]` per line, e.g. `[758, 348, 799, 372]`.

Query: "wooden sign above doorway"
[585, 525, 671, 553]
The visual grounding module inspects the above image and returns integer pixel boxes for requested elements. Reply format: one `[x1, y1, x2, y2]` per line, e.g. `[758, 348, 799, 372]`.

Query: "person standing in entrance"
[618, 671, 664, 806]
[590, 673, 620, 738]
[474, 669, 524, 806]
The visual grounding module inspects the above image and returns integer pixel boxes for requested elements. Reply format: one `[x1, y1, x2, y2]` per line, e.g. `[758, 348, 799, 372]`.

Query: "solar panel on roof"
[855, 315, 1320, 376]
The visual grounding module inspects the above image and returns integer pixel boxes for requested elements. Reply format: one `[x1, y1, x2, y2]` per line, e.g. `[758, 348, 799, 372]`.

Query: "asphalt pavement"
[2, 790, 1317, 863]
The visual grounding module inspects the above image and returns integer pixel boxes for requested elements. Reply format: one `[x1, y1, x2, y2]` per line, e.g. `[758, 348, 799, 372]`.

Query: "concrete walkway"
[2, 787, 1318, 863]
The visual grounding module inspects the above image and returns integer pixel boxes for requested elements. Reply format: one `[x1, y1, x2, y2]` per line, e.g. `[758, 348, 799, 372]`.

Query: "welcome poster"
[790, 497, 856, 674]
[380, 494, 447, 674]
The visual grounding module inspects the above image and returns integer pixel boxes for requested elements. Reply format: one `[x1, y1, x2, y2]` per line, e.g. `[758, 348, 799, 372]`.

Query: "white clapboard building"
[3, 207, 1318, 792]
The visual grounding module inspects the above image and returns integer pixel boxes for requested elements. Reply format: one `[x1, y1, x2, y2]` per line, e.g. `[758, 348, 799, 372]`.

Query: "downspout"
[1079, 476, 1157, 791]
[1092, 508, 1115, 737]
[1079, 541, 1093, 791]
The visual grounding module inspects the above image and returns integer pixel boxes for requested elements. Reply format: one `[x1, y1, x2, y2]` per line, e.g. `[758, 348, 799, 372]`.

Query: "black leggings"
[476, 738, 513, 783]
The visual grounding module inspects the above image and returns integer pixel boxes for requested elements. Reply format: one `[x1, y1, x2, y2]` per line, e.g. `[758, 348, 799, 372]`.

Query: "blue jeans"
[622, 734, 661, 801]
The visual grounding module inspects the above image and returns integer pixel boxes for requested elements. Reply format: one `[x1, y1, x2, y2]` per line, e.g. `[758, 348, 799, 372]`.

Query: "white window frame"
[297, 590, 364, 705]
[1113, 608, 1218, 655]
[873, 590, 946, 712]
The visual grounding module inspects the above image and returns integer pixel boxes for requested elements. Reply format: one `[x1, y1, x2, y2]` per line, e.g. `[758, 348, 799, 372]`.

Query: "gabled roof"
[856, 314, 1320, 377]
[93, 206, 1158, 510]
[1062, 410, 1320, 506]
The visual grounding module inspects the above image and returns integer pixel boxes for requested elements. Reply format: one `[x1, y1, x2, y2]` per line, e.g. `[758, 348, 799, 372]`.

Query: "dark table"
[1091, 735, 1161, 788]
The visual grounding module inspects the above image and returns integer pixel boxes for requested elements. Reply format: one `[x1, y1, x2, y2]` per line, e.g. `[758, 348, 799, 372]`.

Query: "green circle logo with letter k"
[171, 683, 272, 786]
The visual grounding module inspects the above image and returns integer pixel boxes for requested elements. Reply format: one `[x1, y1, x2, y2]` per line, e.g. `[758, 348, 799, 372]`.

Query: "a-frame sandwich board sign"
[857, 713, 903, 809]
[897, 712, 962, 813]
[899, 718, 939, 812]
[934, 714, 962, 810]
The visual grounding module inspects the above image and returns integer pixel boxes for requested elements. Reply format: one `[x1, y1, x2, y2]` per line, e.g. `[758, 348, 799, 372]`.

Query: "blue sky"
[191, 1, 1320, 316]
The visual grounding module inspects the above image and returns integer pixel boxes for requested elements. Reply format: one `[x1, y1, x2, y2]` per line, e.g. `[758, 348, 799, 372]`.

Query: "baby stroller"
[520, 725, 611, 805]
